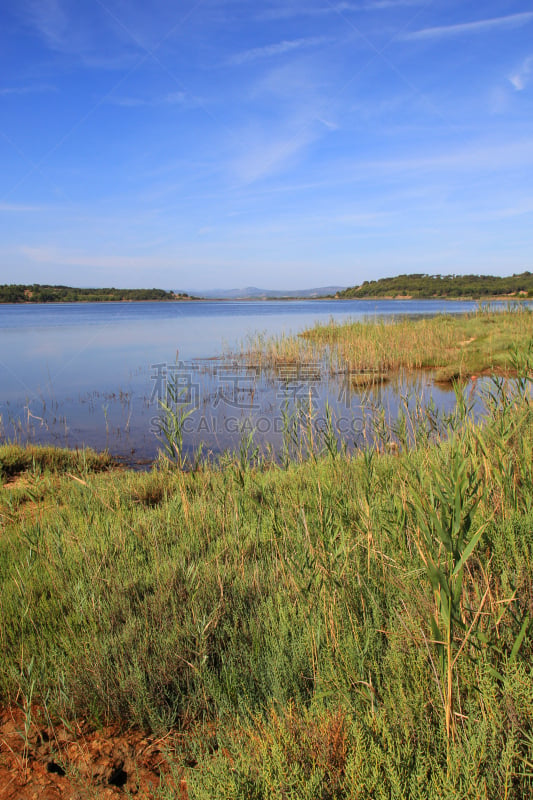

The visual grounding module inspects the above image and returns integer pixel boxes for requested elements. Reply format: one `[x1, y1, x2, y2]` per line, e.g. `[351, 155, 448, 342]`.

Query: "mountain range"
[191, 286, 346, 299]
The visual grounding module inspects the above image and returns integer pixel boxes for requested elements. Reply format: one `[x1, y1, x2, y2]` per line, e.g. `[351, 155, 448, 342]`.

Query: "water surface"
[0, 299, 500, 464]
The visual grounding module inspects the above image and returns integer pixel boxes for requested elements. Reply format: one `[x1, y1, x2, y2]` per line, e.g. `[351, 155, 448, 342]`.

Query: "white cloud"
[228, 37, 329, 66]
[403, 12, 533, 41]
[509, 55, 533, 91]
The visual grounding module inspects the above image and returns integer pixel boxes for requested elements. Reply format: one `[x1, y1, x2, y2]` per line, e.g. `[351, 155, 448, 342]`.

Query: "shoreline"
[1, 294, 531, 305]
[1, 307, 530, 471]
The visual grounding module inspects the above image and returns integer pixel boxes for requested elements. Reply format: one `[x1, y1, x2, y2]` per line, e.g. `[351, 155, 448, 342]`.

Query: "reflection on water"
[0, 299, 498, 465]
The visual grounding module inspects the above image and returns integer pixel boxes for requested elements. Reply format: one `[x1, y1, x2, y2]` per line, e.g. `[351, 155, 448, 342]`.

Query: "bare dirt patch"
[0, 707, 189, 800]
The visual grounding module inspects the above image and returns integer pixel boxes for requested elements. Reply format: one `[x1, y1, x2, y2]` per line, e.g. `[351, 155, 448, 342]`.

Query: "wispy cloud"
[316, 117, 339, 130]
[257, 138, 533, 194]
[509, 55, 533, 91]
[226, 57, 339, 185]
[403, 12, 533, 41]
[0, 203, 42, 212]
[230, 129, 316, 184]
[362, 139, 533, 176]
[19, 0, 137, 68]
[106, 91, 191, 108]
[17, 244, 268, 276]
[0, 84, 57, 96]
[24, 0, 68, 50]
[19, 245, 161, 270]
[259, 1, 424, 20]
[364, 0, 426, 7]
[335, 210, 394, 227]
[479, 202, 533, 221]
[228, 37, 329, 66]
[489, 86, 511, 116]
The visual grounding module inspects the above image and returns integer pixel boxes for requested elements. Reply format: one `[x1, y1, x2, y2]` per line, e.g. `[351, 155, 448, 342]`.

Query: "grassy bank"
[243, 305, 533, 384]
[0, 326, 532, 797]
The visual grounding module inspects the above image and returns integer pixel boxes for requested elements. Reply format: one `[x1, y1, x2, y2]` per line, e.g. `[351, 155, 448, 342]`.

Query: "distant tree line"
[0, 284, 190, 303]
[339, 272, 533, 299]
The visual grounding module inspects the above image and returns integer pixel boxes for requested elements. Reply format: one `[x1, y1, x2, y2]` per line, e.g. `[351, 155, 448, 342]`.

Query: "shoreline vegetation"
[1, 272, 533, 303]
[336, 271, 533, 300]
[0, 284, 193, 303]
[242, 305, 533, 384]
[1, 308, 532, 797]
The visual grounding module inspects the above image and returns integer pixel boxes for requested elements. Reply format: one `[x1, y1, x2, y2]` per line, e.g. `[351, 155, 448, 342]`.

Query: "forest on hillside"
[0, 284, 188, 303]
[339, 272, 533, 299]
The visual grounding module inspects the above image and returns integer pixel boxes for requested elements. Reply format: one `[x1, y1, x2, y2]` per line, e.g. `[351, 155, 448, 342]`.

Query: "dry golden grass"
[243, 307, 533, 383]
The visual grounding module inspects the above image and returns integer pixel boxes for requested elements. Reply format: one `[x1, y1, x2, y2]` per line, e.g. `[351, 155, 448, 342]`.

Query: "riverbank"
[1, 332, 533, 797]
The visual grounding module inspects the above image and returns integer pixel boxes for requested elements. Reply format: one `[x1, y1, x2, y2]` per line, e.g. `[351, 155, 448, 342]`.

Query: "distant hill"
[339, 273, 533, 299]
[197, 286, 346, 299]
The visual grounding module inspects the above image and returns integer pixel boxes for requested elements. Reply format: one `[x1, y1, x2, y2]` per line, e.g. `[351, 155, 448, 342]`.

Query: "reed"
[242, 306, 533, 385]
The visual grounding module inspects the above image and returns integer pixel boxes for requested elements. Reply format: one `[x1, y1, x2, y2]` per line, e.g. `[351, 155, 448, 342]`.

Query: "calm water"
[0, 299, 498, 464]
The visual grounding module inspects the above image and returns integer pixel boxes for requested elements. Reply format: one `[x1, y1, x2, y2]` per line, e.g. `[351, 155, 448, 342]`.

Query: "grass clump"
[0, 443, 112, 482]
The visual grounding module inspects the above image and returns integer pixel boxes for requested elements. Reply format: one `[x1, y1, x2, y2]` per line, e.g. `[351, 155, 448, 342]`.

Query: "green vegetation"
[0, 444, 112, 481]
[1, 316, 532, 797]
[339, 271, 533, 299]
[245, 306, 533, 383]
[0, 284, 190, 303]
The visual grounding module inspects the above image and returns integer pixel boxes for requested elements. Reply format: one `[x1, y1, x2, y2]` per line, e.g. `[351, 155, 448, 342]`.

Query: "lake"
[0, 298, 501, 465]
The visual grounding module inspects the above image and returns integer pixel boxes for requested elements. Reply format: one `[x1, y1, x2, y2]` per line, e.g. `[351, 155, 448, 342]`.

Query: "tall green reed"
[156, 376, 194, 469]
[411, 440, 485, 746]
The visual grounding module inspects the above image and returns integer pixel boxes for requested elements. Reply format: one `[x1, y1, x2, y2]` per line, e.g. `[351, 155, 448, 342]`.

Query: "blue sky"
[1, 0, 532, 291]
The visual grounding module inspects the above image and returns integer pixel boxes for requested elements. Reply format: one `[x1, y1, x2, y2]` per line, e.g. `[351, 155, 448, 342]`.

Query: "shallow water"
[0, 299, 502, 464]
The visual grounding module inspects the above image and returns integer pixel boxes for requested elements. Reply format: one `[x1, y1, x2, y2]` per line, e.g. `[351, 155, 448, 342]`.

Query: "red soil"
[0, 707, 189, 800]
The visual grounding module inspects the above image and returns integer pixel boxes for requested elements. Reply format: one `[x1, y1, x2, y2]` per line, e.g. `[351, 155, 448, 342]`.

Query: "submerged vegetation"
[0, 310, 532, 797]
[0, 284, 190, 303]
[339, 271, 533, 299]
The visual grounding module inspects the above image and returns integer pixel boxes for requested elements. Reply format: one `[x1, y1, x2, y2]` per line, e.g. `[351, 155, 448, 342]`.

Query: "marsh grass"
[1, 319, 532, 798]
[243, 306, 533, 385]
[0, 443, 112, 482]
